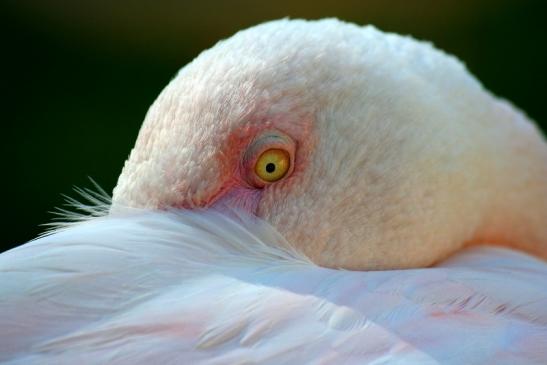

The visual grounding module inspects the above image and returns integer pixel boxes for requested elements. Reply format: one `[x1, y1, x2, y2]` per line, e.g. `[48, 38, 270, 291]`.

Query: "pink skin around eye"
[186, 106, 314, 216]
[201, 112, 311, 215]
[209, 129, 295, 215]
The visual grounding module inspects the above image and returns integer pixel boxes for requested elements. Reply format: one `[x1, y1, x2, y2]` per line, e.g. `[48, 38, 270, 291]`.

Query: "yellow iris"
[254, 149, 290, 183]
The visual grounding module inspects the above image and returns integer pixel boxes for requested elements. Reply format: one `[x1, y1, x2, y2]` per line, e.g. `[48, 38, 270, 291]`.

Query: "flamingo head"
[112, 19, 547, 270]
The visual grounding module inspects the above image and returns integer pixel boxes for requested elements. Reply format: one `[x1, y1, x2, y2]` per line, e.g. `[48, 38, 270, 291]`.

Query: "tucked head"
[113, 19, 547, 270]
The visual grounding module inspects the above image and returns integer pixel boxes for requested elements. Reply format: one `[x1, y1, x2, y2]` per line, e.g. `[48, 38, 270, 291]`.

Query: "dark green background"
[3, 1, 546, 252]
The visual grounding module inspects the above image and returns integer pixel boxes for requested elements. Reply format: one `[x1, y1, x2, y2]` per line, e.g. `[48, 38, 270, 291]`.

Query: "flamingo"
[1, 18, 547, 364]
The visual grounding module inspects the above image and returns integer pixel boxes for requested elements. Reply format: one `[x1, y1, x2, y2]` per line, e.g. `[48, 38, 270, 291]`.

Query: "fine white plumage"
[2, 18, 547, 364]
[2, 210, 547, 364]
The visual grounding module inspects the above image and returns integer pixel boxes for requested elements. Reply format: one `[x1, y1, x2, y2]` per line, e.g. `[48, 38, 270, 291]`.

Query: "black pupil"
[265, 163, 276, 173]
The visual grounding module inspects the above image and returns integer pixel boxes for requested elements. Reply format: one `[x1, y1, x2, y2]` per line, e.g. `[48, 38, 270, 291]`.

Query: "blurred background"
[2, 0, 546, 252]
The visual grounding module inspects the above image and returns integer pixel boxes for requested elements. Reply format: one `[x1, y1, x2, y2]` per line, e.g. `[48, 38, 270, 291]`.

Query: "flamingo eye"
[242, 130, 295, 188]
[254, 149, 290, 183]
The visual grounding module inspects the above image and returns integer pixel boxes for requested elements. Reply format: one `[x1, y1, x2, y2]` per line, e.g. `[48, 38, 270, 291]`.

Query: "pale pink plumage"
[1, 210, 546, 364]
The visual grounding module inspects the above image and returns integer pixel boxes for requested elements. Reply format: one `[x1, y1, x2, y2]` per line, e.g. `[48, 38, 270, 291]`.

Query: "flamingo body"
[1, 211, 546, 364]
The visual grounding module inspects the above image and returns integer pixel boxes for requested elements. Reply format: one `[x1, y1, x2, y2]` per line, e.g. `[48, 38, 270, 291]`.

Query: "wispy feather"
[41, 178, 111, 236]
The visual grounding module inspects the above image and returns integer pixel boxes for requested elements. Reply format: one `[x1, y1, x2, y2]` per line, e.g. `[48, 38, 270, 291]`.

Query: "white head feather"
[113, 18, 547, 269]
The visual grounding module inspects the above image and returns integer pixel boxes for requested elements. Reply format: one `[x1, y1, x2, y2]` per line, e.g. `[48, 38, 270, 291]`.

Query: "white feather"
[1, 210, 546, 364]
